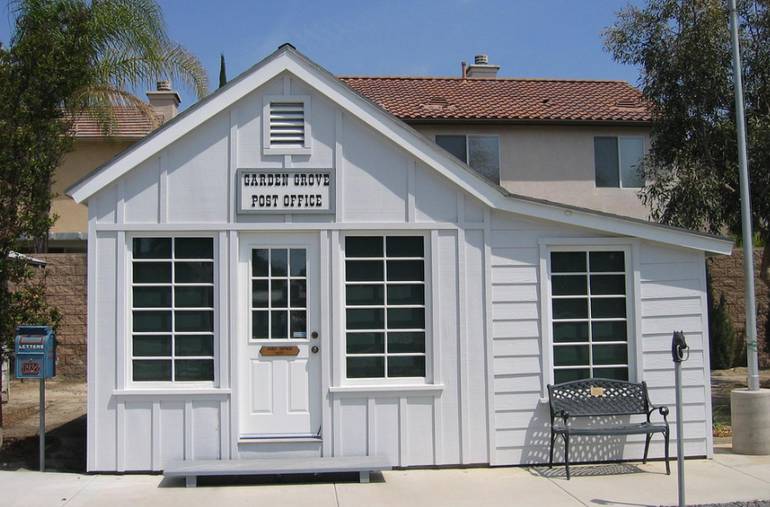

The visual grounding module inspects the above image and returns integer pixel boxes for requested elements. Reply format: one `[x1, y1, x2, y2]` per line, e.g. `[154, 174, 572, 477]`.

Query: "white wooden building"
[68, 45, 731, 472]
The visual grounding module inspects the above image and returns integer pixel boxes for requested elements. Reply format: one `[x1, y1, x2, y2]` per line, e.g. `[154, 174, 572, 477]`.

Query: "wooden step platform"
[164, 455, 392, 487]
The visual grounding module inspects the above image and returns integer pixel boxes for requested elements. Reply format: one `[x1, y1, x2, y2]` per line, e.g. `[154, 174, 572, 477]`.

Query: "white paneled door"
[238, 233, 321, 438]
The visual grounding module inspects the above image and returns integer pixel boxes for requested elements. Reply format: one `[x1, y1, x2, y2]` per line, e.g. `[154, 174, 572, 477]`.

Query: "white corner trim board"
[66, 45, 731, 256]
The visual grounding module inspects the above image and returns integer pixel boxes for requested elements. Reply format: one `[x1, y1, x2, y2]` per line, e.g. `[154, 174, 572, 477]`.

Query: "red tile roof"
[69, 106, 161, 138]
[339, 76, 651, 123]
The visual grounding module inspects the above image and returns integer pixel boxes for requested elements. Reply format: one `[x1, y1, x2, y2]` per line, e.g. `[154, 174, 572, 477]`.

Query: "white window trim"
[537, 237, 642, 399]
[125, 232, 220, 389]
[594, 135, 647, 189]
[339, 231, 435, 386]
[262, 94, 312, 156]
[435, 133, 501, 182]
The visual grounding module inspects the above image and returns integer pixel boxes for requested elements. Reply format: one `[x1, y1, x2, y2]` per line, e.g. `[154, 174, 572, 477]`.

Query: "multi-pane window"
[131, 237, 215, 382]
[436, 134, 500, 183]
[344, 236, 427, 379]
[594, 136, 645, 188]
[251, 248, 307, 339]
[549, 250, 630, 384]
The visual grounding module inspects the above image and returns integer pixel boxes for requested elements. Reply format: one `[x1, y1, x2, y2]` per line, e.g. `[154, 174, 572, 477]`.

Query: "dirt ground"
[0, 369, 768, 473]
[0, 379, 86, 472]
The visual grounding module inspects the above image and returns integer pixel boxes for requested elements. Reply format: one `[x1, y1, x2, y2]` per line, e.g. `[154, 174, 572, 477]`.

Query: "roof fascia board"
[67, 48, 731, 255]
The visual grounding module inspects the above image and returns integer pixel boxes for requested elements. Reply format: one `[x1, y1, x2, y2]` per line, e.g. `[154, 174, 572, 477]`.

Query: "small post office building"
[67, 45, 732, 472]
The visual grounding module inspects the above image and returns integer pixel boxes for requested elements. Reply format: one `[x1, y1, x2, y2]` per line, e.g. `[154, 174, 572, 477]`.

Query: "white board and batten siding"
[83, 54, 720, 472]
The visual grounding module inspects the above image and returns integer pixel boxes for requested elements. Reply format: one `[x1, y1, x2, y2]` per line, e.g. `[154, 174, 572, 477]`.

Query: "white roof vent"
[263, 95, 311, 155]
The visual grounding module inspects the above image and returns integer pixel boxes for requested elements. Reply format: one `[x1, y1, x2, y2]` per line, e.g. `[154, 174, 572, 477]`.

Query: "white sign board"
[237, 169, 333, 213]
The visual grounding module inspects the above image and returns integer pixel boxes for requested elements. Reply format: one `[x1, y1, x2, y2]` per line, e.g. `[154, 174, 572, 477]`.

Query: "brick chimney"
[465, 54, 500, 79]
[146, 80, 181, 122]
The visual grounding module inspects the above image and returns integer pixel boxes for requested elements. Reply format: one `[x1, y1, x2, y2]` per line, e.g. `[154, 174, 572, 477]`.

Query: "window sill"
[329, 384, 444, 395]
[112, 388, 231, 397]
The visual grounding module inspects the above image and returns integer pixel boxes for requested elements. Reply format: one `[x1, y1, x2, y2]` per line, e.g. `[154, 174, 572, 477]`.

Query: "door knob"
[311, 345, 319, 354]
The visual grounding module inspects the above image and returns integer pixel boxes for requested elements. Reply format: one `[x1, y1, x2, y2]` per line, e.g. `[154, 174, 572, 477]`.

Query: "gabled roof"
[66, 44, 730, 255]
[69, 106, 160, 139]
[340, 76, 650, 124]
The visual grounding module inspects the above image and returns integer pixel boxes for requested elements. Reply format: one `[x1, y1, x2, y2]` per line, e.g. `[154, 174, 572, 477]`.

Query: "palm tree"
[14, 0, 209, 131]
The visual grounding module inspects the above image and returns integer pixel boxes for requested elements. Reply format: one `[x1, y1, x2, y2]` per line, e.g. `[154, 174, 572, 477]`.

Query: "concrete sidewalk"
[2, 449, 768, 507]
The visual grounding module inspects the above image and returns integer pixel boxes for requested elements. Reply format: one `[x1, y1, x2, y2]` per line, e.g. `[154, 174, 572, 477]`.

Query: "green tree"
[219, 53, 227, 88]
[604, 0, 770, 282]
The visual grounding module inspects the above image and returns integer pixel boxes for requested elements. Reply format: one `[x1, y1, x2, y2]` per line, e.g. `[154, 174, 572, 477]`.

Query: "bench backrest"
[547, 378, 650, 419]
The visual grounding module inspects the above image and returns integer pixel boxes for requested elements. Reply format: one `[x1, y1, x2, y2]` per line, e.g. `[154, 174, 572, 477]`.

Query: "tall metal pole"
[39, 377, 45, 472]
[675, 358, 685, 507]
[728, 0, 760, 391]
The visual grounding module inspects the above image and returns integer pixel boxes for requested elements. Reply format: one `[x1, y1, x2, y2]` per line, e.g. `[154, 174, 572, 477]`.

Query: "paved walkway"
[2, 449, 769, 507]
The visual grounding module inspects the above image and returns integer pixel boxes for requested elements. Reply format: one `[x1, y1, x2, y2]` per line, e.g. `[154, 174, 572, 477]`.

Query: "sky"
[1, 0, 644, 110]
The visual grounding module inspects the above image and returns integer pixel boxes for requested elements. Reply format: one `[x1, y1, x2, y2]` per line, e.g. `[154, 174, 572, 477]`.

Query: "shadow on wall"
[518, 404, 655, 466]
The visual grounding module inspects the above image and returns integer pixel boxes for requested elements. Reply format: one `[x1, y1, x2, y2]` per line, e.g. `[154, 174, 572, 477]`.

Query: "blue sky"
[1, 0, 643, 110]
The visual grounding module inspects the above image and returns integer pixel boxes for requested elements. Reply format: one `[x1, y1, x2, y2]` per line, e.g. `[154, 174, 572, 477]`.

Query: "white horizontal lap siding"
[488, 213, 554, 464]
[639, 243, 711, 458]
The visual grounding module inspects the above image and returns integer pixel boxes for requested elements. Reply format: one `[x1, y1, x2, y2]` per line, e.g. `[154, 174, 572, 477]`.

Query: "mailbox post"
[14, 325, 56, 472]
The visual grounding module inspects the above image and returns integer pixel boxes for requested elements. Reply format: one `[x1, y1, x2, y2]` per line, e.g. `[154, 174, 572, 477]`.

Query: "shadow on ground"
[0, 414, 86, 472]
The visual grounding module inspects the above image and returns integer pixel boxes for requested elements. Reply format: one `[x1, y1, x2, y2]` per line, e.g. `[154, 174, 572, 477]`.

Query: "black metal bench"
[547, 378, 670, 479]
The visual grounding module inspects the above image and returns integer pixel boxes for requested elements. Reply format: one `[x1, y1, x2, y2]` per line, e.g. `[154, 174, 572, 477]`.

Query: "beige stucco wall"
[52, 139, 134, 234]
[413, 123, 652, 219]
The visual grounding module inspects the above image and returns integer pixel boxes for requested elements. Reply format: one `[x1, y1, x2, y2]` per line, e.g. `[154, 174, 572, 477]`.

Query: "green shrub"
[709, 293, 737, 370]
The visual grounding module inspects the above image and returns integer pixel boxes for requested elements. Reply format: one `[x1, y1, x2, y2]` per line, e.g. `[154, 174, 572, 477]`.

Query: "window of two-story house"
[594, 136, 645, 188]
[435, 135, 500, 184]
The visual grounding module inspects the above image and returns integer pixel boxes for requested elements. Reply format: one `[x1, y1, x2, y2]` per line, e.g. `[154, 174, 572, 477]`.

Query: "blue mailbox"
[14, 325, 56, 379]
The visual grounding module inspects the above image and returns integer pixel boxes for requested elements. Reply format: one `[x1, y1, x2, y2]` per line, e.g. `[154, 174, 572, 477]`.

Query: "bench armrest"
[647, 404, 669, 423]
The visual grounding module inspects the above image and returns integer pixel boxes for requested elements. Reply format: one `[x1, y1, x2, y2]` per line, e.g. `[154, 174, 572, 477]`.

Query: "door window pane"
[252, 311, 268, 338]
[388, 332, 425, 353]
[386, 284, 424, 305]
[252, 249, 269, 276]
[590, 298, 626, 318]
[346, 260, 383, 281]
[290, 249, 306, 276]
[290, 311, 306, 338]
[271, 310, 288, 338]
[387, 308, 425, 329]
[386, 260, 424, 281]
[468, 135, 500, 183]
[271, 280, 288, 307]
[346, 285, 384, 306]
[270, 249, 288, 276]
[175, 262, 213, 283]
[175, 310, 213, 332]
[290, 280, 307, 308]
[594, 137, 620, 187]
[133, 311, 171, 332]
[619, 137, 644, 188]
[347, 308, 384, 330]
[436, 135, 467, 163]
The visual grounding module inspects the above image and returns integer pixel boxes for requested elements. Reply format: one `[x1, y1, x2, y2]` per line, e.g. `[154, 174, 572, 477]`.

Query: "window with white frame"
[594, 136, 645, 188]
[131, 237, 215, 382]
[344, 236, 427, 379]
[549, 249, 631, 384]
[436, 134, 500, 183]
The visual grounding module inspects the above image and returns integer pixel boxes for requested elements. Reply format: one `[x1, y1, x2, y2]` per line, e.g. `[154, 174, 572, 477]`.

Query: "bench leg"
[643, 433, 652, 464]
[549, 431, 556, 468]
[185, 475, 197, 488]
[563, 434, 571, 480]
[664, 429, 671, 475]
[359, 471, 370, 484]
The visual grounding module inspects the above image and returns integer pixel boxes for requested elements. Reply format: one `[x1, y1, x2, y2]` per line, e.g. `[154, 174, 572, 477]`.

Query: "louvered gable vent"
[269, 101, 305, 147]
